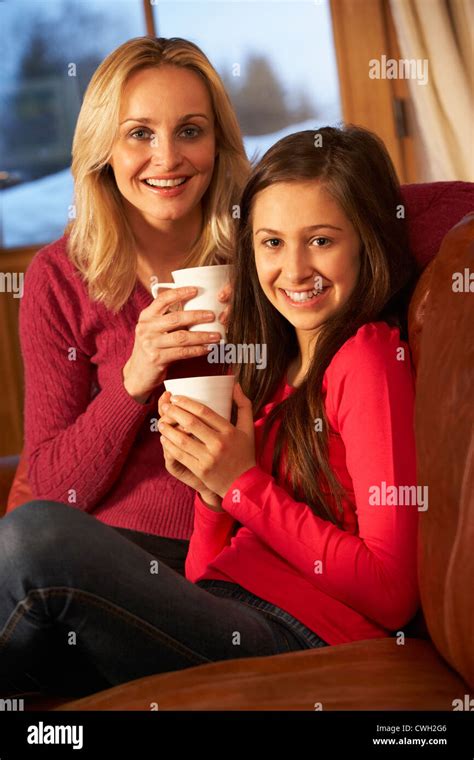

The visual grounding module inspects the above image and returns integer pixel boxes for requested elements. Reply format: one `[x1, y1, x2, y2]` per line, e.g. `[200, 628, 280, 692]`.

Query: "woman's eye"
[130, 128, 152, 140]
[312, 237, 331, 247]
[263, 238, 281, 248]
[180, 126, 201, 138]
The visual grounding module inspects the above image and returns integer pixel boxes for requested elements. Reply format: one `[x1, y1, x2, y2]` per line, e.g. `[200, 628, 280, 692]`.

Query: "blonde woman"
[17, 37, 249, 576]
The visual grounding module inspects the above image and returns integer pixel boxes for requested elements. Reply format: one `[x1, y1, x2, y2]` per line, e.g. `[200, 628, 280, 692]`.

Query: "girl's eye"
[263, 238, 281, 248]
[180, 126, 201, 138]
[130, 128, 152, 140]
[312, 237, 331, 247]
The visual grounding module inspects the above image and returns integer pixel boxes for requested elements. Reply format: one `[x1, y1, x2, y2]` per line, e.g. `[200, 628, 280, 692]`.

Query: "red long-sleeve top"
[186, 323, 420, 646]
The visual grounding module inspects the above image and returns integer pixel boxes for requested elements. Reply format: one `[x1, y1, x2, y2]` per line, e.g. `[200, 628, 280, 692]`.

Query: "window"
[1, 0, 146, 248]
[153, 0, 342, 161]
[1, 0, 342, 248]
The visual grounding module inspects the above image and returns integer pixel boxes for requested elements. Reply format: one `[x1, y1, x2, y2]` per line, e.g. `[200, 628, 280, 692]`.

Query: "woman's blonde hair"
[67, 36, 249, 312]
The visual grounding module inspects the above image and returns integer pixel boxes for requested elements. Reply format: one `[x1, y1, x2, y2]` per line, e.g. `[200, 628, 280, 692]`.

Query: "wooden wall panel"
[0, 246, 38, 456]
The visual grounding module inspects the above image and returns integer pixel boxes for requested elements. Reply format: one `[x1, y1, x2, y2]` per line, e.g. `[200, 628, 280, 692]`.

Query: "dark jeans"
[111, 526, 190, 576]
[0, 500, 328, 699]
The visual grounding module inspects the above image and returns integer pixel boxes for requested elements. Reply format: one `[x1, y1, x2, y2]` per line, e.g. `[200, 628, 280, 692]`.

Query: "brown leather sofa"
[0, 196, 472, 711]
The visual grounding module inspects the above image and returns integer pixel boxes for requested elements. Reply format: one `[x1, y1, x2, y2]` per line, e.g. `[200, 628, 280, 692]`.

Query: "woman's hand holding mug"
[122, 286, 222, 404]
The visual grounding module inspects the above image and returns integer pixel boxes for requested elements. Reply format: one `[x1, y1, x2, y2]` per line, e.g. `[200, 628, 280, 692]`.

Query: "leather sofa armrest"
[0, 456, 20, 518]
[5, 450, 33, 514]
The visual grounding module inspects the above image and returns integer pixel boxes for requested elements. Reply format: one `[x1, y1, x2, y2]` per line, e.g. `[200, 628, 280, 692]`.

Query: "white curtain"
[389, 0, 473, 180]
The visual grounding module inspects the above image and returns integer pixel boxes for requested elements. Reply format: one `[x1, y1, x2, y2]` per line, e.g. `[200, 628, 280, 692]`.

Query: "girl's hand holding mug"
[158, 390, 224, 511]
[122, 286, 222, 404]
[158, 382, 256, 501]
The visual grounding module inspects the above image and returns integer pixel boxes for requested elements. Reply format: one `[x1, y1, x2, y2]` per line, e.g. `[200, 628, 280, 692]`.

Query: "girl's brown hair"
[228, 126, 417, 524]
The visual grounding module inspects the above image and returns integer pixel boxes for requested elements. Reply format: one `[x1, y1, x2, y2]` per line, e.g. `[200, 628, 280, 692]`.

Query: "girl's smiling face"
[110, 65, 217, 225]
[252, 180, 361, 339]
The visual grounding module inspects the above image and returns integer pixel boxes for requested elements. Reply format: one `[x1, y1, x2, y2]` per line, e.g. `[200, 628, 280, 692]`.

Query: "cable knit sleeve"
[19, 246, 154, 511]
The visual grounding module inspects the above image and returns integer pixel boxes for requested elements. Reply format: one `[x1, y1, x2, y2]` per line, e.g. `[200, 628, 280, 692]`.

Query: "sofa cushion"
[401, 181, 474, 268]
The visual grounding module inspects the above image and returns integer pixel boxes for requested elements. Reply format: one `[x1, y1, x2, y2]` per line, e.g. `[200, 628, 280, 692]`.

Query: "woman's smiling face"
[252, 180, 361, 337]
[110, 65, 217, 224]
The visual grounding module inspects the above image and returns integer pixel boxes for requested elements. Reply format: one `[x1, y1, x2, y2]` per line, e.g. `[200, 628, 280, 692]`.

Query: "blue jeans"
[0, 500, 328, 699]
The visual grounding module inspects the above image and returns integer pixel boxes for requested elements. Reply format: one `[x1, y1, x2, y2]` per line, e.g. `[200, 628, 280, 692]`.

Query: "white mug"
[164, 375, 235, 421]
[151, 264, 230, 340]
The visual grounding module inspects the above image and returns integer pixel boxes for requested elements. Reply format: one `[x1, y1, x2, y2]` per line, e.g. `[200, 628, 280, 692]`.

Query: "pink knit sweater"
[19, 236, 224, 539]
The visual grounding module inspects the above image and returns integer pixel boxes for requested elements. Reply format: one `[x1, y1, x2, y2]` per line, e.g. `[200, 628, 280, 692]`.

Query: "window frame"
[330, 0, 417, 183]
